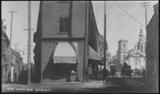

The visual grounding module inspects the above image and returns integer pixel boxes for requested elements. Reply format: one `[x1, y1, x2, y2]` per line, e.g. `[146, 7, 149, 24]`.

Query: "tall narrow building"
[34, 1, 102, 83]
[117, 39, 128, 72]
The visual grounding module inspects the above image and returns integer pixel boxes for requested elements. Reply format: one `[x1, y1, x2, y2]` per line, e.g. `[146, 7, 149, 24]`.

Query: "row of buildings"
[33, 1, 109, 83]
[1, 19, 24, 83]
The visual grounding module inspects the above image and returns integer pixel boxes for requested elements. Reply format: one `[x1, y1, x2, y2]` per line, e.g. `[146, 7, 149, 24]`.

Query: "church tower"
[117, 39, 128, 72]
[137, 27, 145, 54]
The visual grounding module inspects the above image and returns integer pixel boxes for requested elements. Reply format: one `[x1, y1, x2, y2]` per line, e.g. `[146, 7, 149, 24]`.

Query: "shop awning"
[53, 42, 78, 64]
[88, 46, 101, 61]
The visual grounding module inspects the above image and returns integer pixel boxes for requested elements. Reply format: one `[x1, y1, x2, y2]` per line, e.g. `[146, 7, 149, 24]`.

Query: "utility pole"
[141, 1, 150, 78]
[141, 1, 150, 27]
[103, 1, 107, 71]
[83, 1, 89, 82]
[8, 10, 17, 82]
[27, 1, 31, 84]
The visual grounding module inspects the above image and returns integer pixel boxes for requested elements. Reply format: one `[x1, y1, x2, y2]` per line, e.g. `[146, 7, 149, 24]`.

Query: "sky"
[2, 1, 158, 64]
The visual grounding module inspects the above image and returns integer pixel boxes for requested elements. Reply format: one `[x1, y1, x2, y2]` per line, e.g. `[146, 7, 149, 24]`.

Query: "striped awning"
[53, 42, 78, 64]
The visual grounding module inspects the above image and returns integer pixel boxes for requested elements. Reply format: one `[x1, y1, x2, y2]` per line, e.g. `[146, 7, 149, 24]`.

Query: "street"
[2, 1, 159, 93]
[2, 78, 148, 93]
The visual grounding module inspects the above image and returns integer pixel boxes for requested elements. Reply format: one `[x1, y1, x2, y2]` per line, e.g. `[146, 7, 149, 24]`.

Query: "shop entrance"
[43, 60, 78, 82]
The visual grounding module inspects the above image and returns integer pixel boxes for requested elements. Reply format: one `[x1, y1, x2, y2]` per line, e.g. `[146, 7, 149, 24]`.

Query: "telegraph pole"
[8, 10, 17, 82]
[8, 10, 17, 46]
[24, 28, 34, 84]
[83, 1, 89, 82]
[141, 1, 150, 77]
[141, 1, 150, 27]
[27, 1, 31, 84]
[103, 1, 107, 71]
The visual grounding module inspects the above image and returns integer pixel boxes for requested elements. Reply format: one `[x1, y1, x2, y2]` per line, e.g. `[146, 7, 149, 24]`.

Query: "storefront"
[52, 42, 78, 82]
[88, 46, 102, 80]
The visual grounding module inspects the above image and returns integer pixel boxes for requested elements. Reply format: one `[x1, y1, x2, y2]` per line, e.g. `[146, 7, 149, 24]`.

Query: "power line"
[115, 2, 145, 27]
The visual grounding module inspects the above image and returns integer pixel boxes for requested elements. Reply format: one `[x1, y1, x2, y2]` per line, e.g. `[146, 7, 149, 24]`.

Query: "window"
[59, 17, 70, 33]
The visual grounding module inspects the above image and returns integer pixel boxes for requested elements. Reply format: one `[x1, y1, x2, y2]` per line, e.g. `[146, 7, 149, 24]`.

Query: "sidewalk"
[81, 81, 104, 88]
[2, 80, 121, 93]
[121, 78, 145, 88]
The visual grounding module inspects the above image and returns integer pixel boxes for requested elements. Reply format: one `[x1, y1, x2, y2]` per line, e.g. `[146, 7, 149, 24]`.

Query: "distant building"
[108, 39, 128, 74]
[1, 19, 10, 83]
[109, 30, 146, 75]
[34, 1, 104, 83]
[97, 33, 109, 69]
[1, 19, 24, 83]
[125, 29, 146, 74]
[117, 39, 128, 72]
[97, 33, 106, 60]
[146, 3, 159, 92]
[10, 49, 24, 82]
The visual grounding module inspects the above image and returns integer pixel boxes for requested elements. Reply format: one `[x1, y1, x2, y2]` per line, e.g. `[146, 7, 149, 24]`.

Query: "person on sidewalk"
[13, 69, 17, 83]
[121, 62, 128, 78]
[142, 68, 145, 77]
[86, 64, 93, 83]
[110, 65, 116, 77]
[102, 68, 109, 83]
[127, 65, 132, 78]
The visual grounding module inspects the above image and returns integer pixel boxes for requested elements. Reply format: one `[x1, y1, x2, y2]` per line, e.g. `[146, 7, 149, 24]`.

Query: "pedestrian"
[18, 67, 25, 84]
[127, 65, 132, 78]
[110, 65, 116, 77]
[66, 65, 71, 82]
[142, 68, 145, 77]
[13, 69, 17, 83]
[86, 64, 93, 82]
[121, 62, 128, 77]
[102, 68, 109, 83]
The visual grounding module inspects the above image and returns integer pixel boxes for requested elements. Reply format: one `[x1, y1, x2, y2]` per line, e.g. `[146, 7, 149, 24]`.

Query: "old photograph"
[1, 1, 159, 93]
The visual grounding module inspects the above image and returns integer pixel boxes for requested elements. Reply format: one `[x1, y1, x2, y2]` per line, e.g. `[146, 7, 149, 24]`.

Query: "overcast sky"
[2, 1, 158, 63]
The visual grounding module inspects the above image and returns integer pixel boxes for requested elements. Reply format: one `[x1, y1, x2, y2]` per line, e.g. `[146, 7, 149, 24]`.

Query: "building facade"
[97, 33, 110, 69]
[125, 29, 146, 75]
[107, 39, 128, 75]
[9, 49, 24, 83]
[117, 39, 128, 72]
[146, 3, 159, 92]
[34, 1, 104, 83]
[1, 19, 10, 83]
[1, 19, 24, 83]
[109, 31, 146, 76]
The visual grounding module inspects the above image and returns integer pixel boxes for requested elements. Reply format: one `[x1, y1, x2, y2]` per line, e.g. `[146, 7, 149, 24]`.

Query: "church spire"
[139, 24, 144, 38]
[137, 24, 145, 53]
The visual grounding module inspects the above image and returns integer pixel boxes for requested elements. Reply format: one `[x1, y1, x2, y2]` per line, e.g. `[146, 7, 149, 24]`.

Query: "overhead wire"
[115, 2, 145, 27]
